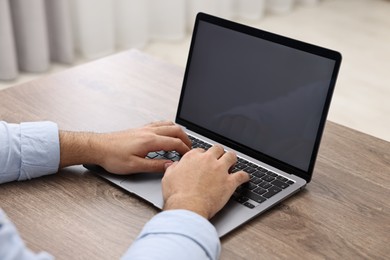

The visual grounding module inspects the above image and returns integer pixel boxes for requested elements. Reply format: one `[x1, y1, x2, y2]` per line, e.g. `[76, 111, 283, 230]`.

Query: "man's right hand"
[161, 145, 250, 219]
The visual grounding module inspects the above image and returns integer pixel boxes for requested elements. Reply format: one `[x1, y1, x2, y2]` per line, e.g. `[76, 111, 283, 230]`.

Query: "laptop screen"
[177, 14, 341, 179]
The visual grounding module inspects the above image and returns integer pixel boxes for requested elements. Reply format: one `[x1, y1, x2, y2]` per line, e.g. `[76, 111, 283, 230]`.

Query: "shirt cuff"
[19, 121, 60, 181]
[127, 210, 221, 259]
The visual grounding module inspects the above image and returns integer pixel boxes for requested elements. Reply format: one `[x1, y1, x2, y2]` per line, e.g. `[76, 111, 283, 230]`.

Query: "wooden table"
[0, 50, 389, 259]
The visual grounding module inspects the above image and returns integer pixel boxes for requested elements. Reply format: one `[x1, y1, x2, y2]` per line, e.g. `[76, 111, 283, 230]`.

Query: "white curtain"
[0, 0, 319, 81]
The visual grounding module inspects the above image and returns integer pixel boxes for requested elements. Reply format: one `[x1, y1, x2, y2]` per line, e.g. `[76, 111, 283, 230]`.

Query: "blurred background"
[0, 0, 389, 141]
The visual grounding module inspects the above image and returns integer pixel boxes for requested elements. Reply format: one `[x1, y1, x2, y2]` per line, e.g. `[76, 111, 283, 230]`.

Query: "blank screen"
[179, 21, 336, 171]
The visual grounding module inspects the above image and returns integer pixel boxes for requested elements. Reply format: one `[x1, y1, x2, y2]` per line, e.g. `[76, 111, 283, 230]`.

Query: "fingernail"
[164, 162, 173, 170]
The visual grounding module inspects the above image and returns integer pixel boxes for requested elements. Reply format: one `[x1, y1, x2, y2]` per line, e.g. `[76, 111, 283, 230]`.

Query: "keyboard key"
[146, 152, 158, 159]
[236, 163, 247, 169]
[235, 185, 245, 194]
[258, 182, 272, 189]
[170, 156, 181, 162]
[267, 171, 278, 177]
[262, 175, 275, 182]
[263, 186, 282, 199]
[257, 167, 268, 173]
[250, 177, 263, 184]
[165, 151, 179, 159]
[276, 176, 289, 182]
[245, 167, 256, 174]
[243, 202, 255, 209]
[271, 179, 290, 189]
[287, 180, 295, 185]
[231, 167, 241, 173]
[245, 182, 257, 190]
[236, 196, 249, 203]
[253, 187, 267, 195]
[189, 136, 213, 150]
[240, 158, 249, 164]
[246, 191, 266, 204]
[252, 171, 266, 178]
[247, 162, 257, 168]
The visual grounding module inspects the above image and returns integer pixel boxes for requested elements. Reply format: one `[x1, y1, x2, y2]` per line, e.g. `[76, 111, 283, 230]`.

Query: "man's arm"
[0, 120, 249, 260]
[123, 146, 250, 260]
[58, 121, 191, 174]
[0, 120, 192, 184]
[0, 120, 193, 260]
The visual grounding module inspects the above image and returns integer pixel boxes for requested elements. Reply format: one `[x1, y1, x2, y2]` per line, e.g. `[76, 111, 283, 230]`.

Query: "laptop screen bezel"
[176, 12, 342, 183]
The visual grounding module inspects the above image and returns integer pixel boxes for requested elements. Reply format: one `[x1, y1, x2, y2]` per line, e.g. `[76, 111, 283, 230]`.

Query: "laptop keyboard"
[146, 135, 295, 209]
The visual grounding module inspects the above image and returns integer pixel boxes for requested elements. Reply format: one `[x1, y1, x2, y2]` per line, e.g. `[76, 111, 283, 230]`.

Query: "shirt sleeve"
[122, 210, 221, 260]
[0, 121, 60, 184]
[0, 121, 59, 259]
[0, 209, 54, 260]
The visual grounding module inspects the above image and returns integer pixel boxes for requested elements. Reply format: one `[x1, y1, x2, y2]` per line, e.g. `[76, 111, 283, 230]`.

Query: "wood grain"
[0, 50, 389, 260]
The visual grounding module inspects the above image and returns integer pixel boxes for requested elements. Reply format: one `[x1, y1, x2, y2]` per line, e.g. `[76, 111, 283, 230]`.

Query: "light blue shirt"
[0, 121, 220, 260]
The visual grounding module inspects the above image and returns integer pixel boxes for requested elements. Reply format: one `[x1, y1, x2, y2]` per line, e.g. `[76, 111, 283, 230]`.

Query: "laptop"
[85, 13, 342, 237]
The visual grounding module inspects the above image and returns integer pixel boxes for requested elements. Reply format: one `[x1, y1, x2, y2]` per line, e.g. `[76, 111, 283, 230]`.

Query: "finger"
[192, 147, 206, 153]
[219, 151, 237, 169]
[164, 161, 178, 173]
[133, 157, 173, 173]
[207, 145, 225, 158]
[164, 161, 174, 171]
[150, 135, 191, 155]
[181, 147, 206, 158]
[146, 121, 175, 128]
[152, 125, 192, 149]
[180, 148, 205, 161]
[229, 171, 250, 188]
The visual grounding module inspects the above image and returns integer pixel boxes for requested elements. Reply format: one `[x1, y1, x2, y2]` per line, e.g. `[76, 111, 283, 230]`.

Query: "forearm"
[59, 131, 103, 168]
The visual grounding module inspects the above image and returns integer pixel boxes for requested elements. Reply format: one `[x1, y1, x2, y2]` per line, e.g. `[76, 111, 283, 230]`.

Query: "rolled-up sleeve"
[0, 121, 60, 184]
[122, 210, 221, 260]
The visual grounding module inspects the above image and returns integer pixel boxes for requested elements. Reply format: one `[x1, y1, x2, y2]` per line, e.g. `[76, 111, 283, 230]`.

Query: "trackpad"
[120, 173, 164, 209]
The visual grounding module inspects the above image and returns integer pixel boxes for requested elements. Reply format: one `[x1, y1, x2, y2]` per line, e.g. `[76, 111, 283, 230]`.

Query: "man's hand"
[59, 121, 192, 174]
[162, 145, 250, 219]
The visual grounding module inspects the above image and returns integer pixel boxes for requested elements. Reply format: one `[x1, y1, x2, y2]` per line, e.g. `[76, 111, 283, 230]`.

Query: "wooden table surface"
[0, 50, 389, 260]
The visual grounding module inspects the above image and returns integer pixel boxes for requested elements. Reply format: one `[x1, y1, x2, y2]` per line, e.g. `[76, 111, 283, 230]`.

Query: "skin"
[59, 121, 250, 220]
[59, 121, 192, 173]
[162, 146, 250, 219]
